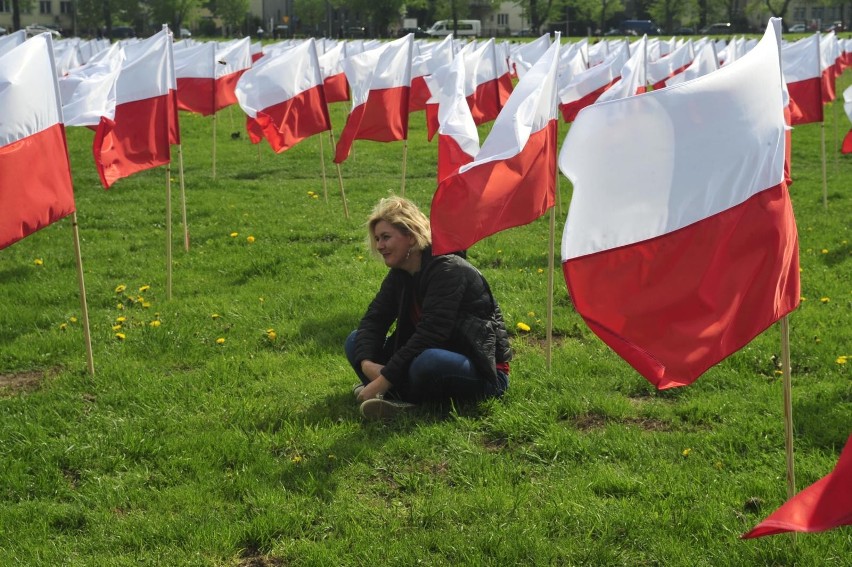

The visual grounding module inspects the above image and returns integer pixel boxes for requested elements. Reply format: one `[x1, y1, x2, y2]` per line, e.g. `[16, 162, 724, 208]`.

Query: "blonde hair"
[366, 196, 431, 254]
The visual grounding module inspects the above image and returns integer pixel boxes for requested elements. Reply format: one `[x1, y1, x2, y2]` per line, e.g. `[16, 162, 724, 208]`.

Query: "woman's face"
[373, 220, 415, 270]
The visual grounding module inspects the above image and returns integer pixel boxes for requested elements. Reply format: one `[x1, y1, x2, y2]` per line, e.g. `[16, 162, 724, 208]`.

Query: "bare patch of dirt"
[0, 369, 50, 395]
[571, 413, 672, 432]
[236, 557, 286, 567]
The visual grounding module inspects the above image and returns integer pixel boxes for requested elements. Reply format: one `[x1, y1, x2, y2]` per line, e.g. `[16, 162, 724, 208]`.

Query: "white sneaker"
[360, 397, 416, 420]
[352, 382, 365, 398]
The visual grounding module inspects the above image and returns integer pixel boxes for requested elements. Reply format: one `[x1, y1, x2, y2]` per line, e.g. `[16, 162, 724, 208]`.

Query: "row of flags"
[0, 22, 849, 537]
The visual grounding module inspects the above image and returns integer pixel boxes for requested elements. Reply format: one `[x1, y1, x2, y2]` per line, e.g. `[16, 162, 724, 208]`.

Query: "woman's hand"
[360, 360, 385, 382]
[357, 375, 391, 401]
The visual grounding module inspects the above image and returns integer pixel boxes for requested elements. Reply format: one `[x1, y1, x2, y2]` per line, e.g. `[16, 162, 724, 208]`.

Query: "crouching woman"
[344, 196, 512, 420]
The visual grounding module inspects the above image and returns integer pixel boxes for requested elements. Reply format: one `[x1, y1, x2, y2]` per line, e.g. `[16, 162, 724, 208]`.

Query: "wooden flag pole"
[328, 129, 350, 219]
[166, 164, 173, 300]
[212, 114, 217, 179]
[546, 206, 555, 371]
[178, 144, 189, 251]
[401, 139, 409, 196]
[70, 212, 94, 376]
[821, 123, 828, 209]
[833, 101, 839, 174]
[319, 131, 329, 203]
[780, 314, 797, 542]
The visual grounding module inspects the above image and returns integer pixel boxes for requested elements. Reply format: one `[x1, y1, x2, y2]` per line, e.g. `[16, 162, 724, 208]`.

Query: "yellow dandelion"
[117, 303, 124, 310]
[33, 258, 43, 266]
[291, 455, 303, 463]
[59, 323, 67, 331]
[497, 249, 502, 254]
[311, 194, 319, 199]
[229, 232, 238, 238]
[516, 322, 531, 332]
[714, 461, 724, 470]
[820, 297, 830, 303]
[112, 324, 122, 331]
[527, 311, 536, 317]
[682, 448, 691, 457]
[115, 284, 126, 293]
[247, 235, 256, 243]
[800, 296, 807, 302]
[267, 331, 277, 341]
[69, 316, 78, 324]
[211, 313, 220, 319]
[821, 248, 828, 254]
[141, 301, 151, 308]
[116, 316, 126, 323]
[307, 191, 315, 196]
[537, 268, 545, 274]
[259, 297, 264, 303]
[115, 333, 126, 341]
[149, 320, 161, 328]
[138, 285, 150, 293]
[357, 255, 364, 261]
[216, 337, 225, 345]
[837, 356, 848, 365]
[328, 454, 336, 461]
[774, 370, 783, 376]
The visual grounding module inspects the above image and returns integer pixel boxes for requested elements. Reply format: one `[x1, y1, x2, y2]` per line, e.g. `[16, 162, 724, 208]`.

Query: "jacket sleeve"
[380, 257, 468, 383]
[353, 271, 400, 365]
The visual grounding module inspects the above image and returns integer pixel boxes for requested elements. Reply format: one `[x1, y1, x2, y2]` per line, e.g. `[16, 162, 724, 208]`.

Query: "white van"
[426, 20, 481, 37]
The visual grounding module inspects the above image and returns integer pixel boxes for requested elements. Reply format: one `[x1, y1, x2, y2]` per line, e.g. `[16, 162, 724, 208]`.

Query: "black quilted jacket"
[353, 247, 513, 387]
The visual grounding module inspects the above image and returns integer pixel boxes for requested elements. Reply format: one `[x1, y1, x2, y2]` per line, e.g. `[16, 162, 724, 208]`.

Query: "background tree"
[649, 0, 695, 32]
[293, 0, 326, 35]
[148, 0, 201, 32]
[570, 0, 624, 33]
[210, 0, 249, 35]
[763, 0, 792, 29]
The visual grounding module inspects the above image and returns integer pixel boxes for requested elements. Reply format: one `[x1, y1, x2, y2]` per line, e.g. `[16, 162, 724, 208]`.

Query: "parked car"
[108, 26, 136, 39]
[179, 27, 191, 39]
[700, 22, 732, 35]
[675, 26, 695, 35]
[398, 27, 429, 38]
[511, 28, 535, 37]
[823, 21, 844, 33]
[788, 23, 806, 33]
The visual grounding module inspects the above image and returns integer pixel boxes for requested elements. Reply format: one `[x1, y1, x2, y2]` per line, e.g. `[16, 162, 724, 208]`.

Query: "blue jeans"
[344, 330, 508, 404]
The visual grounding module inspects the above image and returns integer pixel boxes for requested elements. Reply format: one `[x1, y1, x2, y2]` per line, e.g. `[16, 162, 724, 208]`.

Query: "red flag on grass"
[558, 19, 799, 389]
[93, 29, 173, 189]
[743, 433, 852, 538]
[430, 36, 560, 255]
[334, 34, 413, 163]
[235, 39, 331, 153]
[0, 34, 76, 250]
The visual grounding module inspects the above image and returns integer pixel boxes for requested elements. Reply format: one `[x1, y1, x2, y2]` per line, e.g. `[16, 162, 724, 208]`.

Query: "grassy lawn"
[0, 62, 849, 565]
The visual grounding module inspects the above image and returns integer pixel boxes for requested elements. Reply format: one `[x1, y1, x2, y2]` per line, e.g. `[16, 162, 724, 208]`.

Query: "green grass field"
[0, 64, 850, 565]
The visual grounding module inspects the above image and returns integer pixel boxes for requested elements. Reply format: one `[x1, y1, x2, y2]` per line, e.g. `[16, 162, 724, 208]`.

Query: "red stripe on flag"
[334, 86, 409, 163]
[94, 95, 171, 189]
[466, 78, 502, 125]
[563, 182, 800, 389]
[0, 123, 75, 250]
[254, 84, 331, 153]
[214, 70, 245, 112]
[409, 75, 431, 112]
[177, 77, 215, 116]
[437, 132, 474, 183]
[559, 79, 618, 123]
[431, 121, 557, 255]
[787, 77, 824, 124]
[323, 73, 349, 103]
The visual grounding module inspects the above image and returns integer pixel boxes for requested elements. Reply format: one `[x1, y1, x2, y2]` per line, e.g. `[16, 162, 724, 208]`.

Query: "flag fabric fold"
[436, 54, 479, 183]
[743, 433, 852, 538]
[558, 19, 799, 389]
[842, 84, 852, 153]
[430, 36, 561, 255]
[334, 34, 413, 164]
[235, 39, 331, 153]
[0, 34, 76, 250]
[558, 42, 629, 122]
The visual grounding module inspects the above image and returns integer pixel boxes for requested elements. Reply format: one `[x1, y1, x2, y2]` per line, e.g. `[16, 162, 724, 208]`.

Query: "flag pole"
[70, 212, 94, 376]
[821, 123, 828, 209]
[166, 164, 173, 300]
[833, 101, 839, 174]
[212, 114, 217, 179]
[319, 131, 329, 203]
[329, 129, 350, 219]
[401, 139, 409, 196]
[780, 314, 797, 543]
[178, 144, 189, 251]
[546, 149, 559, 371]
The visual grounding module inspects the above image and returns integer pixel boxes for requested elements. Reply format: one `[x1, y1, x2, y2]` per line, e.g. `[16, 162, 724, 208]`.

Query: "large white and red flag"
[93, 28, 173, 189]
[235, 39, 331, 153]
[781, 33, 824, 125]
[841, 84, 852, 153]
[0, 34, 76, 250]
[559, 19, 799, 390]
[334, 34, 413, 164]
[318, 40, 350, 103]
[743, 432, 852, 538]
[174, 38, 251, 116]
[430, 36, 560, 255]
[558, 42, 629, 122]
[435, 53, 479, 183]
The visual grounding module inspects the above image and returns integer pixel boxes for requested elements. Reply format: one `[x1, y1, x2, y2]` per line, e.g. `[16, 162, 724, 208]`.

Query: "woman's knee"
[344, 330, 358, 363]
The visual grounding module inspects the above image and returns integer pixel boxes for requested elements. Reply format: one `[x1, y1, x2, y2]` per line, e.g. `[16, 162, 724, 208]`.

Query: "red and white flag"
[409, 35, 454, 113]
[318, 41, 349, 103]
[841, 84, 852, 153]
[559, 19, 799, 389]
[58, 44, 122, 127]
[334, 34, 413, 164]
[595, 36, 648, 103]
[647, 40, 694, 89]
[93, 28, 173, 189]
[430, 36, 560, 255]
[461, 38, 505, 125]
[820, 31, 840, 103]
[511, 34, 551, 79]
[664, 41, 719, 87]
[0, 34, 76, 250]
[782, 33, 823, 124]
[235, 39, 331, 153]
[743, 433, 852, 538]
[174, 42, 217, 115]
[435, 54, 479, 183]
[558, 42, 629, 122]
